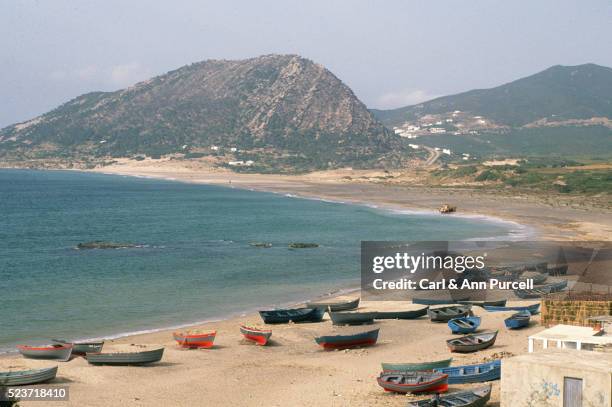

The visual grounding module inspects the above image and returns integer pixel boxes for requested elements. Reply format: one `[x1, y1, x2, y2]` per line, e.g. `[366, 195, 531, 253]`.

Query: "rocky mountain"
[0, 55, 402, 171]
[372, 63, 612, 128]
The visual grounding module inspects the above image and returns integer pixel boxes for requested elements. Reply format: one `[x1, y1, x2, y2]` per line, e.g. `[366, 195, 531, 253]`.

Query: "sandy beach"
[3, 299, 543, 407]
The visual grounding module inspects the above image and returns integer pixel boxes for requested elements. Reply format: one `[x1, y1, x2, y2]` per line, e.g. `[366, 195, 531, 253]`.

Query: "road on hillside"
[423, 146, 441, 166]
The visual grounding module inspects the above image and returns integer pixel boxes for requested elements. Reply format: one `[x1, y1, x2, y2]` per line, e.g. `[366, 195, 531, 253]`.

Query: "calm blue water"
[0, 169, 515, 351]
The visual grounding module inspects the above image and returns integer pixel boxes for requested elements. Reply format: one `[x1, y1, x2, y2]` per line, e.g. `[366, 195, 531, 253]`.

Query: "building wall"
[502, 354, 611, 406]
[541, 298, 612, 328]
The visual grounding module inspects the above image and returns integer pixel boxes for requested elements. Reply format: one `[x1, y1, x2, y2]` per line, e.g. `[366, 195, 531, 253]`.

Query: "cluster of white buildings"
[228, 160, 254, 167]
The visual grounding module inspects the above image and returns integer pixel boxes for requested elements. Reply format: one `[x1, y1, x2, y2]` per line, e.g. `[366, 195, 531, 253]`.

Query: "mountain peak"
[0, 55, 402, 171]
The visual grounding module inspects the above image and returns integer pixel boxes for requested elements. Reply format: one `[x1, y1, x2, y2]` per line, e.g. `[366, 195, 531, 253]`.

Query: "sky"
[1, 0, 611, 127]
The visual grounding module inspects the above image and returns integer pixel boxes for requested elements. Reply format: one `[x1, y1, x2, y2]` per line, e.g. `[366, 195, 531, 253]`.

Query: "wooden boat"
[0, 366, 58, 386]
[240, 325, 272, 345]
[428, 305, 471, 322]
[448, 316, 481, 334]
[315, 328, 379, 350]
[377, 371, 448, 394]
[173, 330, 216, 348]
[407, 384, 492, 407]
[381, 358, 453, 372]
[439, 204, 456, 214]
[447, 331, 498, 353]
[329, 311, 376, 326]
[52, 339, 104, 355]
[484, 303, 540, 315]
[259, 307, 325, 324]
[458, 299, 507, 307]
[305, 297, 359, 312]
[373, 306, 429, 320]
[86, 347, 164, 365]
[413, 297, 470, 305]
[434, 360, 501, 384]
[17, 344, 73, 361]
[504, 311, 531, 329]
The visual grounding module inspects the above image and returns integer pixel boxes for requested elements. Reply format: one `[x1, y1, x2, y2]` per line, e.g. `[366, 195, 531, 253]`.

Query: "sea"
[0, 169, 526, 352]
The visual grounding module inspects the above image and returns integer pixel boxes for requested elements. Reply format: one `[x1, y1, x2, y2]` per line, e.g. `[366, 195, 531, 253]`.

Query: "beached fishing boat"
[240, 325, 272, 345]
[305, 297, 359, 311]
[447, 331, 498, 353]
[504, 311, 531, 329]
[381, 358, 453, 372]
[372, 306, 429, 320]
[448, 316, 481, 334]
[377, 371, 448, 394]
[433, 360, 501, 384]
[458, 299, 507, 307]
[428, 305, 471, 322]
[173, 330, 217, 348]
[52, 339, 104, 355]
[259, 307, 325, 324]
[86, 347, 164, 365]
[413, 297, 470, 305]
[17, 344, 73, 361]
[329, 311, 376, 325]
[0, 366, 58, 386]
[484, 303, 540, 315]
[315, 328, 379, 350]
[407, 384, 492, 406]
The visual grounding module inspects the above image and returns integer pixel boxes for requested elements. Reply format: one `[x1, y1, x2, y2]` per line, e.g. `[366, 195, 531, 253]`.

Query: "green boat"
[381, 358, 453, 372]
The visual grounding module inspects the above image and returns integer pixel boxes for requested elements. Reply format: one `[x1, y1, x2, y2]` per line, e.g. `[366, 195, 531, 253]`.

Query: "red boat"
[240, 325, 272, 345]
[173, 330, 217, 349]
[377, 371, 449, 394]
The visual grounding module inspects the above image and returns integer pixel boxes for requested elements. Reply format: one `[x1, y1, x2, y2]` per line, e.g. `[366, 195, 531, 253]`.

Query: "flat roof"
[506, 349, 612, 372]
[529, 324, 612, 345]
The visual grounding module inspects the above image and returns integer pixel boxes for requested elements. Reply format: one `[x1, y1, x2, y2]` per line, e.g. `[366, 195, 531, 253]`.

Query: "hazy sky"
[1, 0, 611, 127]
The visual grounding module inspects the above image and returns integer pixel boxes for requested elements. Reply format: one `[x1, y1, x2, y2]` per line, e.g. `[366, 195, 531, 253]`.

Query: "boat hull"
[407, 384, 492, 407]
[377, 371, 449, 394]
[0, 366, 58, 386]
[504, 311, 531, 329]
[305, 298, 359, 312]
[240, 325, 272, 345]
[484, 303, 540, 315]
[434, 360, 501, 384]
[447, 331, 498, 353]
[448, 316, 481, 334]
[459, 299, 507, 307]
[259, 307, 325, 324]
[315, 328, 379, 350]
[329, 311, 376, 326]
[86, 348, 164, 365]
[373, 307, 428, 320]
[17, 345, 73, 361]
[428, 305, 471, 322]
[174, 331, 216, 348]
[52, 339, 104, 355]
[381, 358, 453, 372]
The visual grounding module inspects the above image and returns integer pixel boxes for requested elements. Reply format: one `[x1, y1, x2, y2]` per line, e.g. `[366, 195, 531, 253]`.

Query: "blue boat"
[504, 311, 531, 329]
[448, 316, 481, 334]
[259, 307, 325, 324]
[484, 303, 540, 315]
[434, 360, 501, 384]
